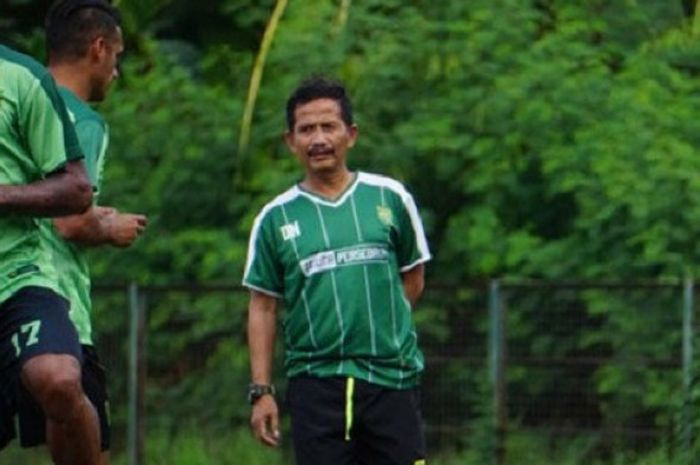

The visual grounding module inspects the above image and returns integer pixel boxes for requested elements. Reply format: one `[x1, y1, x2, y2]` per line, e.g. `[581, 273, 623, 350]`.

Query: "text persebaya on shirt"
[300, 244, 390, 277]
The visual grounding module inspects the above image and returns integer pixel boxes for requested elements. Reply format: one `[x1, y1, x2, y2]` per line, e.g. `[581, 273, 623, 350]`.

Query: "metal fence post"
[682, 277, 694, 460]
[489, 279, 506, 465]
[127, 283, 146, 465]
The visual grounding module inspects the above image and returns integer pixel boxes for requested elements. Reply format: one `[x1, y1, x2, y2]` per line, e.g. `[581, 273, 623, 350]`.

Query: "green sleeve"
[394, 190, 431, 271]
[243, 209, 284, 297]
[74, 118, 107, 190]
[22, 73, 83, 174]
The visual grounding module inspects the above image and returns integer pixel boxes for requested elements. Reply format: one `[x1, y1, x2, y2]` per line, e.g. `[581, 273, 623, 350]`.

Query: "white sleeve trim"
[242, 188, 298, 281]
[241, 282, 283, 298]
[242, 210, 266, 281]
[399, 255, 432, 273]
[395, 184, 432, 264]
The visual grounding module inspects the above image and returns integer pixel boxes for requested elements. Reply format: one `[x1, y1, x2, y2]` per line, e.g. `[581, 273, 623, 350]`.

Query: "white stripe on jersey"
[313, 201, 346, 372]
[350, 193, 377, 381]
[281, 204, 318, 352]
[350, 194, 377, 352]
[94, 127, 109, 196]
[381, 186, 402, 356]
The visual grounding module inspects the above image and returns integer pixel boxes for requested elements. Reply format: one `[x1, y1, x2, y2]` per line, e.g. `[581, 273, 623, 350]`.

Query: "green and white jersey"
[0, 45, 83, 305]
[41, 87, 109, 345]
[243, 172, 431, 389]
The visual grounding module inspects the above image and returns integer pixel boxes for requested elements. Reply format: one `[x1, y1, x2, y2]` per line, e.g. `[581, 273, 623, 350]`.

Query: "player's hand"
[94, 206, 117, 216]
[105, 211, 148, 247]
[250, 395, 280, 447]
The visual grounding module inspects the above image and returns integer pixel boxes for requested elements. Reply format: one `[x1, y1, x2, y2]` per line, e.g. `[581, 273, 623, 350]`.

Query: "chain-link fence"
[491, 280, 695, 465]
[90, 279, 697, 465]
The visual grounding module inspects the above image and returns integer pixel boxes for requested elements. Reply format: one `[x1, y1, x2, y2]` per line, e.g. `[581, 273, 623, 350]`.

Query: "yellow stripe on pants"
[345, 377, 355, 441]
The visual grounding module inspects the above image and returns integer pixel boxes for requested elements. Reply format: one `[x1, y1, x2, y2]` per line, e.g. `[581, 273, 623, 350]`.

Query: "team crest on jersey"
[376, 205, 393, 226]
[280, 221, 301, 241]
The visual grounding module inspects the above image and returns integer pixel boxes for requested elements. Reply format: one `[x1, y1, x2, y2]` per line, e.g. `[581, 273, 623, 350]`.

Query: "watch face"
[248, 384, 274, 404]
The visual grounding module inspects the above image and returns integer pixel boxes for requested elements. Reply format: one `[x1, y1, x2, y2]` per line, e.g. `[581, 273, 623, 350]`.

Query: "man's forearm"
[248, 294, 278, 385]
[0, 161, 92, 216]
[401, 264, 425, 306]
[53, 207, 114, 246]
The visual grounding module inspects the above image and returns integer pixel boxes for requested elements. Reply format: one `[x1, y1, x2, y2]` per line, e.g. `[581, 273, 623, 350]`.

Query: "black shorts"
[287, 375, 426, 465]
[0, 286, 82, 371]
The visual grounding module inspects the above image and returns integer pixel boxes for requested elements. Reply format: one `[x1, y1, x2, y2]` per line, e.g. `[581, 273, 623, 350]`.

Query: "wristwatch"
[248, 383, 275, 405]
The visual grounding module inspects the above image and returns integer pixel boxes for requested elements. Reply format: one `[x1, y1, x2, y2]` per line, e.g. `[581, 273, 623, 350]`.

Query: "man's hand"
[250, 395, 281, 447]
[53, 206, 146, 247]
[93, 206, 117, 216]
[103, 210, 148, 247]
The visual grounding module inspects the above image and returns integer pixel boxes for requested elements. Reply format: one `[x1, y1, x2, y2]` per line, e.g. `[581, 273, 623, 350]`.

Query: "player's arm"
[3, 68, 93, 216]
[394, 186, 430, 306]
[248, 290, 281, 447]
[401, 263, 425, 306]
[55, 106, 147, 245]
[54, 206, 148, 247]
[0, 160, 92, 216]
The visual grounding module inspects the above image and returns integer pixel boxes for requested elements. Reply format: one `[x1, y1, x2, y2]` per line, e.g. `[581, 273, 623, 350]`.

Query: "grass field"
[1, 430, 684, 465]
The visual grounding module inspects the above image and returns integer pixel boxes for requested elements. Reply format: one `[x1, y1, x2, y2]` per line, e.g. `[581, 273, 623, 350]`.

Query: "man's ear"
[89, 36, 107, 62]
[347, 124, 359, 148]
[284, 130, 295, 151]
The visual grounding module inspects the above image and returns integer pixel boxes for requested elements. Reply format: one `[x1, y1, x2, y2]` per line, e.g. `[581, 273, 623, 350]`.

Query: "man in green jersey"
[244, 77, 431, 465]
[8, 1, 147, 463]
[48, 0, 147, 344]
[0, 42, 101, 465]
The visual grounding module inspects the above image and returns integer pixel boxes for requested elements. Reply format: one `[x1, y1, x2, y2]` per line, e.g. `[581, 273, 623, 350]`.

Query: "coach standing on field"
[243, 76, 430, 465]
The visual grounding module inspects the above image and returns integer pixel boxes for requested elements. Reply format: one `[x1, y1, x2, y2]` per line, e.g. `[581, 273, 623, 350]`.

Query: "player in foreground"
[0, 42, 99, 464]
[41, 1, 146, 463]
[244, 76, 431, 465]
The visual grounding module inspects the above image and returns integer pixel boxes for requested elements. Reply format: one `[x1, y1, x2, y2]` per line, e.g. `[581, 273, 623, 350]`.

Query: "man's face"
[89, 26, 123, 102]
[285, 98, 358, 176]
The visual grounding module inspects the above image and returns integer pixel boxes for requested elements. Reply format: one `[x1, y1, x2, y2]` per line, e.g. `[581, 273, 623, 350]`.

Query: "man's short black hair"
[46, 0, 121, 63]
[286, 76, 353, 131]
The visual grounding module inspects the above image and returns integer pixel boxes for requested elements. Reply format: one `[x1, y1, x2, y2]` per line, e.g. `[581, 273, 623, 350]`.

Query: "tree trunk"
[333, 0, 352, 36]
[236, 0, 289, 173]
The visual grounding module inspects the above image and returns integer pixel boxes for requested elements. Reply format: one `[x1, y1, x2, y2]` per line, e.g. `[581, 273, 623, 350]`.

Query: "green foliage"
[90, 47, 246, 284]
[7, 0, 694, 287]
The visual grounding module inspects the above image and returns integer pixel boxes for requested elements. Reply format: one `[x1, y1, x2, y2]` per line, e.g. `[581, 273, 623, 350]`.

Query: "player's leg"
[353, 380, 426, 465]
[14, 344, 110, 463]
[24, 354, 100, 465]
[4, 286, 100, 465]
[287, 375, 358, 465]
[81, 345, 111, 464]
